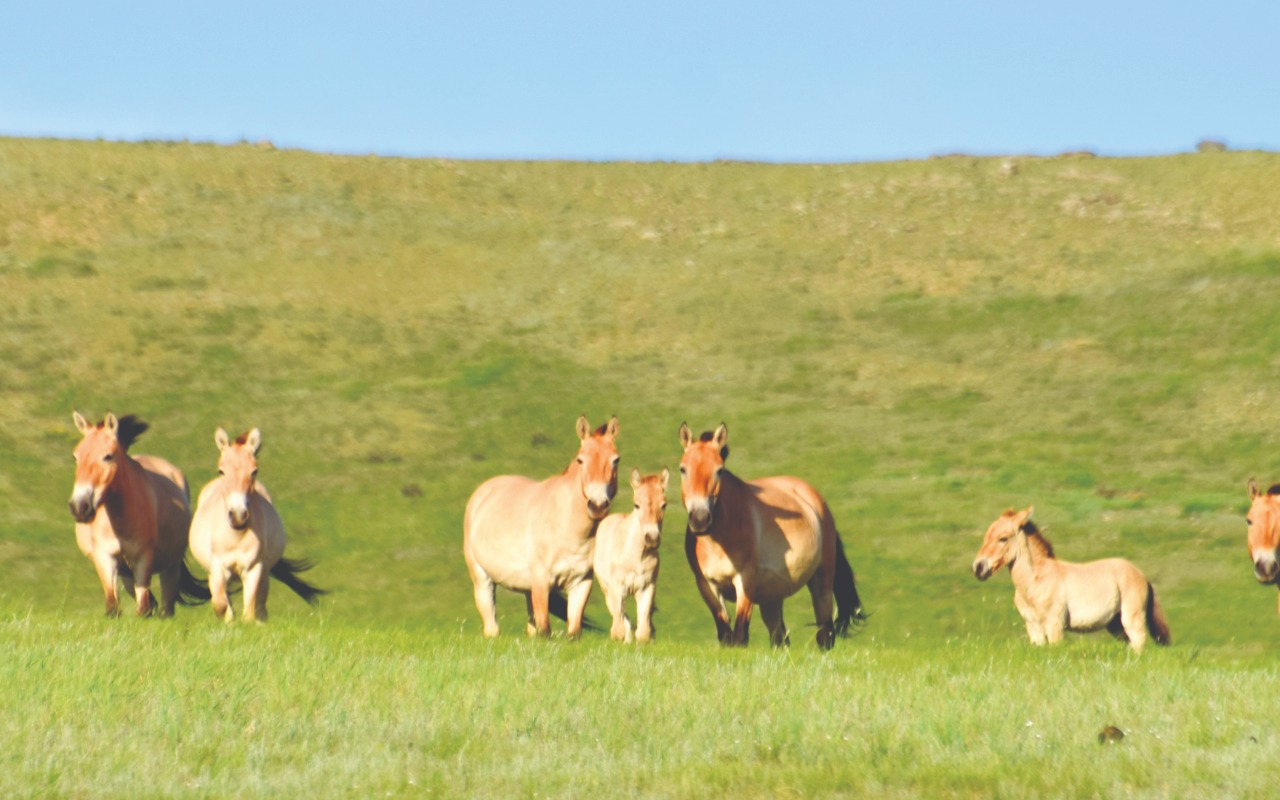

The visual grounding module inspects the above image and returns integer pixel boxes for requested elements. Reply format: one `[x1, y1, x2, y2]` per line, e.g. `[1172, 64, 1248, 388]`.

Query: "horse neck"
[550, 457, 594, 530]
[1009, 530, 1040, 587]
[105, 453, 152, 519]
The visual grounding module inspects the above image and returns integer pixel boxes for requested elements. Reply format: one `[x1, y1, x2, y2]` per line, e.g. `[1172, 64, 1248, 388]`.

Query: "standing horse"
[68, 411, 209, 616]
[1244, 479, 1280, 615]
[678, 423, 863, 649]
[189, 427, 325, 622]
[464, 415, 619, 638]
[594, 468, 668, 643]
[972, 507, 1170, 652]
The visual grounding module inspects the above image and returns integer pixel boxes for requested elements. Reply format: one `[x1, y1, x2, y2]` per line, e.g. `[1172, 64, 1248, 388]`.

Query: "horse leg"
[1120, 591, 1148, 654]
[157, 561, 180, 618]
[808, 571, 836, 650]
[524, 593, 537, 637]
[242, 562, 267, 623]
[468, 561, 500, 638]
[209, 562, 234, 623]
[759, 600, 789, 648]
[131, 556, 155, 618]
[634, 583, 656, 643]
[529, 582, 552, 638]
[730, 577, 753, 647]
[602, 584, 630, 642]
[685, 534, 731, 642]
[91, 552, 121, 617]
[564, 578, 592, 641]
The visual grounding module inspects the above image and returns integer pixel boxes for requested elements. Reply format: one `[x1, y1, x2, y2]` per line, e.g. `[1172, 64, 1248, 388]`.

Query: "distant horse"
[189, 427, 325, 622]
[972, 507, 1170, 652]
[68, 412, 209, 616]
[1245, 479, 1280, 615]
[678, 423, 863, 649]
[594, 468, 668, 643]
[464, 416, 619, 638]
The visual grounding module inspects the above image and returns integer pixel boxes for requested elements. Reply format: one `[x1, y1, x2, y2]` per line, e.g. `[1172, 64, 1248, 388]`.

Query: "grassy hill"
[2, 137, 1280, 795]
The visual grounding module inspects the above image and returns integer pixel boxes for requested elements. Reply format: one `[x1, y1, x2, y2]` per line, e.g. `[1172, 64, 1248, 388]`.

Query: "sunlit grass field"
[2, 137, 1280, 796]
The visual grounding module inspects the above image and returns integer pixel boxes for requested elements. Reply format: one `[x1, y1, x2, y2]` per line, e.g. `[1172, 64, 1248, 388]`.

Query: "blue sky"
[3, 1, 1277, 162]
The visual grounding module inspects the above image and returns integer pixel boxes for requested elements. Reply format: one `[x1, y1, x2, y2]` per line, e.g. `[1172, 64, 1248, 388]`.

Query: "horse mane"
[592, 422, 611, 437]
[234, 431, 252, 446]
[112, 415, 148, 450]
[1268, 484, 1280, 496]
[1020, 519, 1055, 559]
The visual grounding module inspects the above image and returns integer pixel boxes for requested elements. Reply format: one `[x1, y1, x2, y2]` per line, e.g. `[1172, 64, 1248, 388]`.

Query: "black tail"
[833, 535, 865, 635]
[1146, 582, 1171, 646]
[270, 557, 326, 606]
[547, 590, 601, 632]
[177, 560, 212, 606]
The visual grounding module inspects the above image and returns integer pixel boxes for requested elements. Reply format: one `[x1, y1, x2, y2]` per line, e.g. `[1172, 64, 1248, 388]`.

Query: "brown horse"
[594, 468, 668, 643]
[678, 423, 863, 649]
[189, 427, 325, 622]
[1245, 479, 1280, 615]
[972, 507, 1170, 652]
[463, 415, 619, 638]
[68, 412, 209, 616]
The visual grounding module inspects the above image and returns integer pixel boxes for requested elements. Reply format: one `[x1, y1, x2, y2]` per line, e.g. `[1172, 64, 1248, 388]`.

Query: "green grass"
[3, 137, 1280, 795]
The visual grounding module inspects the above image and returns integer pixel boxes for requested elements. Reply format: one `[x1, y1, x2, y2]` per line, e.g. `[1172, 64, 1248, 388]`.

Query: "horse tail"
[833, 535, 865, 635]
[177, 560, 212, 606]
[547, 589, 602, 632]
[270, 557, 326, 606]
[1146, 582, 1171, 646]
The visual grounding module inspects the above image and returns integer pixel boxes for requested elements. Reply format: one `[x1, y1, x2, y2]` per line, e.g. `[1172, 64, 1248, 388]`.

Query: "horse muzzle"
[229, 509, 251, 530]
[687, 506, 713, 535]
[1253, 558, 1279, 584]
[587, 498, 612, 520]
[973, 559, 993, 581]
[68, 498, 97, 523]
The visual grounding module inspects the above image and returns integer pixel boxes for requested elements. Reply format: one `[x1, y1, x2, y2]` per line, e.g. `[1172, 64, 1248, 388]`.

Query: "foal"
[594, 468, 668, 642]
[189, 428, 324, 622]
[972, 507, 1170, 652]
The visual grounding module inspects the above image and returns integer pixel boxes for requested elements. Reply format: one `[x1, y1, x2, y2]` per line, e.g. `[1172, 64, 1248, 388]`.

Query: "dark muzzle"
[1254, 559, 1278, 584]
[68, 499, 96, 523]
[973, 559, 992, 581]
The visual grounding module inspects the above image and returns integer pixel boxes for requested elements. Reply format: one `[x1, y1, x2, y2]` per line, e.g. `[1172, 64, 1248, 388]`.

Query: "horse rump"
[833, 535, 866, 635]
[270, 557, 327, 606]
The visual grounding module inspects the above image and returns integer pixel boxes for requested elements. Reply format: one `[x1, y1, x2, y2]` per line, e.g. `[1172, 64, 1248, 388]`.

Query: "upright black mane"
[1019, 518, 1055, 558]
[113, 415, 149, 450]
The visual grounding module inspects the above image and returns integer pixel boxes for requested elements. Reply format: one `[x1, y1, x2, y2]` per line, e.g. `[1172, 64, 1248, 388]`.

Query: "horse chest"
[696, 538, 743, 585]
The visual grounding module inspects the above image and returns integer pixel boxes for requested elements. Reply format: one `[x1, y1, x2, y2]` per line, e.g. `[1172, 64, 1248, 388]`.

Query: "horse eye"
[251, 470, 258, 479]
[102, 454, 113, 462]
[998, 536, 1008, 543]
[679, 466, 687, 475]
[1247, 518, 1253, 526]
[218, 469, 225, 477]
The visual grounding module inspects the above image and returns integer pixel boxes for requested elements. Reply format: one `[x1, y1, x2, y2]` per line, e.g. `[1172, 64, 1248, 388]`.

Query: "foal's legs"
[634, 583, 656, 643]
[209, 562, 235, 623]
[242, 562, 267, 623]
[759, 600, 789, 647]
[603, 584, 632, 642]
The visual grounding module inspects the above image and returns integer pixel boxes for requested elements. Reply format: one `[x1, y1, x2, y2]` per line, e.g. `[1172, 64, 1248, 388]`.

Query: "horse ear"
[678, 422, 692, 449]
[1021, 506, 1035, 523]
[246, 428, 262, 455]
[712, 422, 728, 449]
[1249, 479, 1262, 500]
[576, 415, 591, 441]
[660, 467, 670, 490]
[630, 468, 641, 490]
[215, 427, 230, 451]
[104, 413, 119, 438]
[605, 416, 619, 440]
[72, 411, 91, 434]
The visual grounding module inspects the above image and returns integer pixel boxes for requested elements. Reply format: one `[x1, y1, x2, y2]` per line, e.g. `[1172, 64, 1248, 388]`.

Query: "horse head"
[215, 427, 262, 530]
[973, 506, 1033, 580]
[69, 411, 145, 523]
[678, 422, 728, 535]
[631, 467, 669, 547]
[1246, 479, 1280, 584]
[573, 416, 619, 520]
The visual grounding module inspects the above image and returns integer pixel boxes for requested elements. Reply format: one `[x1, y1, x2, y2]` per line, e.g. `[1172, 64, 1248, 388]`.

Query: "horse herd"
[66, 411, 1280, 651]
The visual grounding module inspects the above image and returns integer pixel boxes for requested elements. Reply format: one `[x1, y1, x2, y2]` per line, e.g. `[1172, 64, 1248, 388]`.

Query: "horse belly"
[753, 529, 820, 602]
[464, 478, 537, 591]
[1064, 571, 1121, 631]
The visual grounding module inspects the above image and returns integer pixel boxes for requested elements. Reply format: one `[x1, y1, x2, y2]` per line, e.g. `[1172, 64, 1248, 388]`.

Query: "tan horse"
[464, 415, 619, 638]
[68, 412, 209, 616]
[594, 468, 668, 643]
[189, 427, 325, 622]
[679, 423, 863, 649]
[972, 507, 1170, 652]
[1244, 479, 1280, 615]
